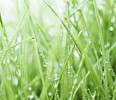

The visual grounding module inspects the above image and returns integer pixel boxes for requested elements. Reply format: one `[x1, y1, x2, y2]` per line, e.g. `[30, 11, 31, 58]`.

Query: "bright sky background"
[0, 0, 65, 37]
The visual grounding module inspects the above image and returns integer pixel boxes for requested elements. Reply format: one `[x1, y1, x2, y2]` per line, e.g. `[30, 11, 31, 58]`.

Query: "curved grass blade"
[0, 9, 27, 65]
[43, 0, 104, 94]
[0, 13, 8, 43]
[0, 36, 35, 55]
[69, 71, 90, 100]
[43, 0, 83, 53]
[70, 0, 90, 16]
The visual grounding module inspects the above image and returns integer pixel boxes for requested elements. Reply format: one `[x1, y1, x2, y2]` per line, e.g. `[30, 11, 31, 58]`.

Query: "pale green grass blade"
[71, 0, 90, 16]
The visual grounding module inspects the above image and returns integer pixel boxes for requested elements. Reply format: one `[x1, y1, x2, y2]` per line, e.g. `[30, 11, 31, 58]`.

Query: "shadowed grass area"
[0, 0, 116, 100]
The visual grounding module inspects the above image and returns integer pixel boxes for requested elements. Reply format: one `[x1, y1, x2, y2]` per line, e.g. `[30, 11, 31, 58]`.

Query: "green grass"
[0, 0, 116, 100]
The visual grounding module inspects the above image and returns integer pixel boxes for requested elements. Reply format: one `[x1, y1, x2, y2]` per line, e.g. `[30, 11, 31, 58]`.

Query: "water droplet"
[103, 72, 105, 76]
[105, 43, 110, 48]
[16, 68, 22, 77]
[4, 37, 7, 41]
[11, 57, 17, 62]
[14, 57, 17, 61]
[15, 45, 20, 50]
[74, 79, 77, 84]
[54, 78, 59, 81]
[54, 84, 57, 88]
[43, 63, 46, 67]
[109, 26, 114, 31]
[43, 59, 49, 67]
[28, 87, 32, 91]
[68, 70, 70, 74]
[74, 50, 79, 58]
[111, 16, 115, 23]
[106, 61, 109, 64]
[71, 17, 74, 22]
[48, 92, 52, 96]
[27, 93, 34, 100]
[12, 76, 18, 86]
[100, 47, 103, 55]
[48, 77, 51, 80]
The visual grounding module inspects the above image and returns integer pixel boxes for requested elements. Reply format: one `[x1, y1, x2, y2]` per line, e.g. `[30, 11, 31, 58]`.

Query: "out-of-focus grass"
[0, 0, 116, 100]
